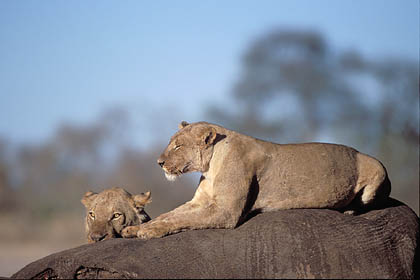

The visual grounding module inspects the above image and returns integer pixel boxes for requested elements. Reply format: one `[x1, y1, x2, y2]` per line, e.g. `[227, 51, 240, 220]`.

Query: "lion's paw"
[121, 225, 141, 238]
[136, 225, 169, 240]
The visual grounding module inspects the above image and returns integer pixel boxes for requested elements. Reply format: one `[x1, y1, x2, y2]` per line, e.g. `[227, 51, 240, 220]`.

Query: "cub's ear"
[132, 191, 152, 209]
[199, 126, 217, 146]
[81, 191, 98, 208]
[178, 121, 189, 130]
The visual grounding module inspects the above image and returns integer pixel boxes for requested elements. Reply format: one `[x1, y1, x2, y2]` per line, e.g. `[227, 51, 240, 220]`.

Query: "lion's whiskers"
[165, 172, 178, 181]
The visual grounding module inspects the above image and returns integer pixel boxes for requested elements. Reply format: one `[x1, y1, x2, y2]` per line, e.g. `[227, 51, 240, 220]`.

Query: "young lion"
[122, 121, 391, 240]
[81, 187, 151, 243]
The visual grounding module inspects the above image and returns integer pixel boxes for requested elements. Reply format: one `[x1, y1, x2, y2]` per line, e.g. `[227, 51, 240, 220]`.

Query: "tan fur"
[122, 121, 391, 239]
[81, 187, 151, 243]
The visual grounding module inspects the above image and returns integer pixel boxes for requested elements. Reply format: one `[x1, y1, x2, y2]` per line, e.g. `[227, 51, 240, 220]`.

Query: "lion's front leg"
[124, 172, 253, 240]
[121, 201, 193, 238]
[133, 203, 235, 240]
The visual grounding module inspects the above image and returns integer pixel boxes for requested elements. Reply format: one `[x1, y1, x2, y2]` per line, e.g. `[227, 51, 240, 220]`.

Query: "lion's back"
[255, 142, 361, 210]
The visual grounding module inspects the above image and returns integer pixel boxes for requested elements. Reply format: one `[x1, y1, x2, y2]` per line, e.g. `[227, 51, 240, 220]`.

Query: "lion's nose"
[90, 232, 107, 242]
[157, 158, 165, 167]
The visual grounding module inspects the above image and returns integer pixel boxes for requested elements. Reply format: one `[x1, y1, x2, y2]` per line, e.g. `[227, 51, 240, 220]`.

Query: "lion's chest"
[192, 176, 215, 204]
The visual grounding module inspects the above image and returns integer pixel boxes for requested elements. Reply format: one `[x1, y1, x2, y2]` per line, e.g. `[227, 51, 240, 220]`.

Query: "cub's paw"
[121, 225, 141, 238]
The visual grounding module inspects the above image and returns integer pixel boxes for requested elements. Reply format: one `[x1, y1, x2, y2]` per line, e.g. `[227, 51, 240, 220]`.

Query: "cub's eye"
[112, 213, 122, 219]
[88, 211, 95, 219]
[174, 145, 181, 151]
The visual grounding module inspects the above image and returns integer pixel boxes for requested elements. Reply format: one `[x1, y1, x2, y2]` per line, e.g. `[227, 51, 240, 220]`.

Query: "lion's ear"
[178, 121, 189, 130]
[132, 191, 152, 209]
[81, 191, 98, 208]
[200, 126, 217, 146]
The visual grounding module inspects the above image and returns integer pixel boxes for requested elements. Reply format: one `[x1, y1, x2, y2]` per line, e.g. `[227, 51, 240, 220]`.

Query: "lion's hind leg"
[346, 153, 391, 214]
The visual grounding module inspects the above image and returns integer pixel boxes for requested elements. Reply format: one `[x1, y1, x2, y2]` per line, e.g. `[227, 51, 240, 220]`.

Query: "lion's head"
[81, 187, 151, 243]
[157, 121, 218, 181]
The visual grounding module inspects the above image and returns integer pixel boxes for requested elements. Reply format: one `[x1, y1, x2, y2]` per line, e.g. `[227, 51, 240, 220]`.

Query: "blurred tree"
[0, 138, 16, 212]
[208, 28, 419, 213]
[13, 108, 132, 218]
[209, 29, 371, 142]
[12, 106, 195, 220]
[338, 52, 419, 145]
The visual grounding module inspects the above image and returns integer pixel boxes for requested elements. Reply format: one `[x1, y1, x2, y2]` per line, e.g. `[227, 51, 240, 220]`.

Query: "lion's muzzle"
[89, 232, 109, 243]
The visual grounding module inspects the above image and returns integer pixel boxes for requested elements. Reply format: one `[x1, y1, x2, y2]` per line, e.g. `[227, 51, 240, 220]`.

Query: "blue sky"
[0, 0, 418, 146]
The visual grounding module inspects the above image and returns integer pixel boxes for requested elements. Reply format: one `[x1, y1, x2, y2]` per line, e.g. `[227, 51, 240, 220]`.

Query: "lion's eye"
[89, 211, 95, 219]
[112, 213, 122, 219]
[174, 145, 181, 151]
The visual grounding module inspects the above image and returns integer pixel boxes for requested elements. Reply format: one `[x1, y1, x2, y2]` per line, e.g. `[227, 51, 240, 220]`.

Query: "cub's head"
[157, 121, 217, 181]
[81, 187, 151, 243]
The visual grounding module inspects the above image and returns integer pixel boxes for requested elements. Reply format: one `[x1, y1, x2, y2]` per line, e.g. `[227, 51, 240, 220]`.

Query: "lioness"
[122, 121, 390, 239]
[81, 187, 151, 243]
